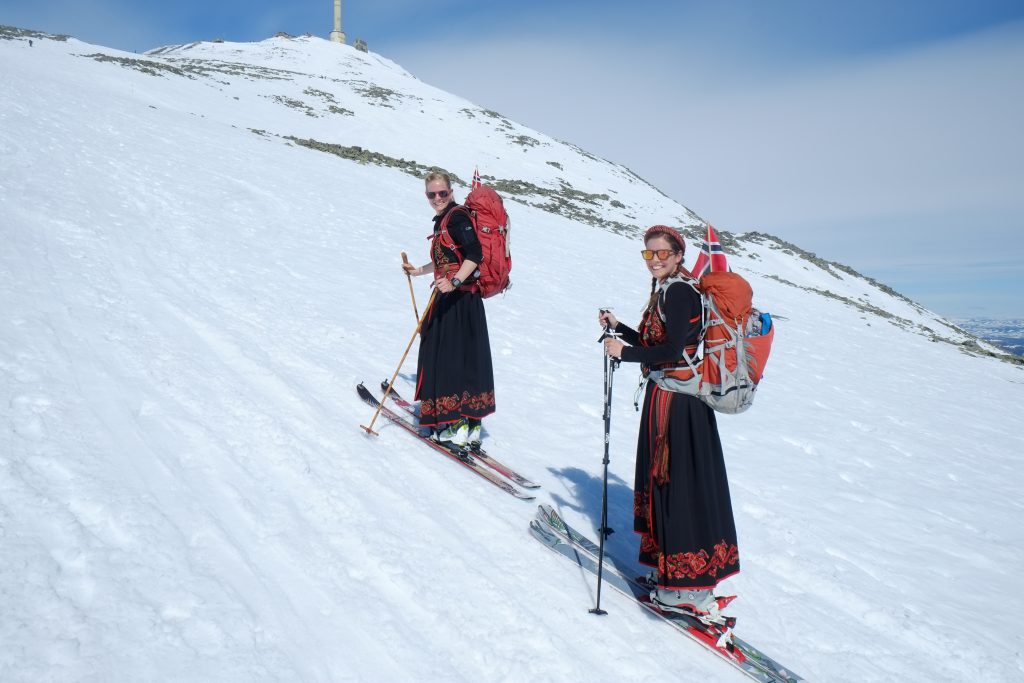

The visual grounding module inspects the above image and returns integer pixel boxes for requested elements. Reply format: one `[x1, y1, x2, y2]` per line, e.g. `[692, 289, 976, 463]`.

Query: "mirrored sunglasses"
[641, 249, 679, 260]
[425, 190, 451, 199]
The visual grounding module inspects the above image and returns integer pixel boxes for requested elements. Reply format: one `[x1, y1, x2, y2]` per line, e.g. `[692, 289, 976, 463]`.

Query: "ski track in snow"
[3, 31, 1024, 682]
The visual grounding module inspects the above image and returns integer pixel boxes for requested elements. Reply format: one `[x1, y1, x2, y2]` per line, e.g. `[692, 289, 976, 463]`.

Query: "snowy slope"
[2, 27, 1023, 682]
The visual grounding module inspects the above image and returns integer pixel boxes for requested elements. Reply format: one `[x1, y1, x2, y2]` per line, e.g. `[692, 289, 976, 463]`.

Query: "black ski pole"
[591, 313, 620, 615]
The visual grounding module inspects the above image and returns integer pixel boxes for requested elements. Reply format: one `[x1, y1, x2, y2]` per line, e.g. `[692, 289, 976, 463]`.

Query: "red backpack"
[438, 186, 512, 298]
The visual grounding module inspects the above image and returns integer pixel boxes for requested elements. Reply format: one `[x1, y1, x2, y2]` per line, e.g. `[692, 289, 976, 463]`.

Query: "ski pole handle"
[597, 307, 617, 342]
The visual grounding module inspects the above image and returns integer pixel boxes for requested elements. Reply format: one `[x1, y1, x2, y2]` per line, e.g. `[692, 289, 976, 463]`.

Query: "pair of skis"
[530, 505, 805, 683]
[356, 382, 539, 500]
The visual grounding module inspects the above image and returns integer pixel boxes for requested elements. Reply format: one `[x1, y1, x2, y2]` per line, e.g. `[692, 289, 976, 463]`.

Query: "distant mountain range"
[954, 318, 1024, 356]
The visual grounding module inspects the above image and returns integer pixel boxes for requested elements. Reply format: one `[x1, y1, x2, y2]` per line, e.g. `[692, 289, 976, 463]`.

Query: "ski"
[356, 383, 534, 501]
[379, 379, 540, 489]
[531, 506, 805, 683]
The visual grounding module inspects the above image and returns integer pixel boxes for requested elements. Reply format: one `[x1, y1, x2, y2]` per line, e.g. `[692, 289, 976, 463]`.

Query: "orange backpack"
[648, 271, 774, 414]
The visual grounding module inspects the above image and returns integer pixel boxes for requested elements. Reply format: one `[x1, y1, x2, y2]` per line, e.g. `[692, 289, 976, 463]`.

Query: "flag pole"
[706, 223, 714, 274]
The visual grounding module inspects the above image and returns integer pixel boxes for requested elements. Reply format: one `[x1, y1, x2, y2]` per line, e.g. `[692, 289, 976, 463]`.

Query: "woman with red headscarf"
[599, 225, 739, 619]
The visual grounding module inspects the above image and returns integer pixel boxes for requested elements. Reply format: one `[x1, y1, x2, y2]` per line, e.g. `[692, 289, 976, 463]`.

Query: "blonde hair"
[424, 171, 452, 188]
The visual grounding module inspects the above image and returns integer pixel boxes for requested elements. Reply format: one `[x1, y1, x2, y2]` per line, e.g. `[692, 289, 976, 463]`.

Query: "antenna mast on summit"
[330, 0, 347, 44]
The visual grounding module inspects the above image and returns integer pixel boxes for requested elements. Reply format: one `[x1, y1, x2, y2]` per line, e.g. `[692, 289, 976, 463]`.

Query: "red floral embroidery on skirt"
[658, 541, 739, 581]
[420, 390, 495, 420]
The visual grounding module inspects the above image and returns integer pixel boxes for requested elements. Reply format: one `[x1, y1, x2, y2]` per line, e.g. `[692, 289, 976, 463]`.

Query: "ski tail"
[531, 505, 805, 682]
[356, 383, 534, 500]
[379, 380, 540, 489]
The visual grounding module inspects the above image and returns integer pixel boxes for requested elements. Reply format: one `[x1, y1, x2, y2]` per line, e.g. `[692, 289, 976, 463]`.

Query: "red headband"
[643, 224, 686, 255]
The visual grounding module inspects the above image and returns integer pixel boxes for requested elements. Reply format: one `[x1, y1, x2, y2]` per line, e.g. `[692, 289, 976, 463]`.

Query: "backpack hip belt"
[644, 345, 702, 395]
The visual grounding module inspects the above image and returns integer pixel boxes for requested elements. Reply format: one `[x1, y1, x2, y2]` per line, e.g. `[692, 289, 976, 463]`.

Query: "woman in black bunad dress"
[402, 171, 495, 447]
[600, 224, 739, 618]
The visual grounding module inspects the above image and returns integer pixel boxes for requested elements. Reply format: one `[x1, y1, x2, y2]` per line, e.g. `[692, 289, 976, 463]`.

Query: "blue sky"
[4, 0, 1023, 318]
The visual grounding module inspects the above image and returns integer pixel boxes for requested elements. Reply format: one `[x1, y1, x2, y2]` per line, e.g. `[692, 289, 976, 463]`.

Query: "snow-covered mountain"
[3, 26, 1023, 682]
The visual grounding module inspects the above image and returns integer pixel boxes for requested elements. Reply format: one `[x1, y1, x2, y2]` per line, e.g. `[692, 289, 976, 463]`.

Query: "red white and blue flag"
[691, 223, 729, 277]
[472, 166, 482, 189]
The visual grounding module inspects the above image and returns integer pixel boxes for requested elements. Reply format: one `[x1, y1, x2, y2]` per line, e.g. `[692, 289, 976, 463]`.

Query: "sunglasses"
[425, 190, 451, 199]
[641, 249, 679, 260]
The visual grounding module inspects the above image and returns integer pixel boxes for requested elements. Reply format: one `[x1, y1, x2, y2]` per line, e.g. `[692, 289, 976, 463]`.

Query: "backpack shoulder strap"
[436, 205, 474, 253]
[657, 274, 707, 357]
[655, 275, 702, 321]
[648, 275, 705, 371]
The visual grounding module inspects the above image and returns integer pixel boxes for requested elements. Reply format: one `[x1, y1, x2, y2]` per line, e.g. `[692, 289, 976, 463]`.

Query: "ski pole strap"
[633, 374, 647, 411]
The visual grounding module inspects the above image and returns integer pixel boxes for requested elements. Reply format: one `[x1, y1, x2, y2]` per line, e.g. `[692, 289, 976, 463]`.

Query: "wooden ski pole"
[361, 289, 438, 436]
[401, 251, 419, 321]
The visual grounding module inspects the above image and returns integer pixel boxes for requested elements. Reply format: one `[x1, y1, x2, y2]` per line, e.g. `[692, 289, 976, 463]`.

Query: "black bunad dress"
[415, 202, 496, 428]
[615, 279, 740, 590]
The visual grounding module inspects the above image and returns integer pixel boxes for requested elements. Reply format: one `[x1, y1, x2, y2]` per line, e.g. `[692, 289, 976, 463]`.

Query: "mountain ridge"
[4, 23, 1015, 364]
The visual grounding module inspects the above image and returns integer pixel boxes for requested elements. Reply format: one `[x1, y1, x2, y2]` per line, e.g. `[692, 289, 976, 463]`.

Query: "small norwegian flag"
[691, 223, 730, 277]
[472, 166, 482, 189]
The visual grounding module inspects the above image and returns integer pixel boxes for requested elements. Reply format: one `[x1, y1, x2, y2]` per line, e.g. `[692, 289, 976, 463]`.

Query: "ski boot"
[650, 587, 738, 630]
